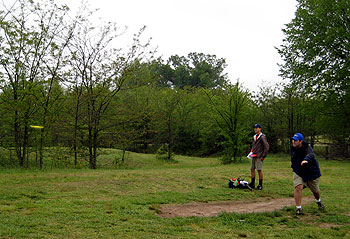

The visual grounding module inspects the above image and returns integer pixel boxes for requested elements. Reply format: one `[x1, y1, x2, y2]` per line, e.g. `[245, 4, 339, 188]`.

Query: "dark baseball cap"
[253, 124, 262, 128]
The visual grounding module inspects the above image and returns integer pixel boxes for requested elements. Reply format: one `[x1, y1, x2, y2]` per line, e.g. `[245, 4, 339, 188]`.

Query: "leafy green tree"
[153, 53, 228, 89]
[172, 87, 204, 155]
[167, 55, 191, 88]
[95, 63, 158, 157]
[279, 0, 350, 93]
[205, 82, 250, 163]
[278, 0, 350, 156]
[49, 83, 87, 167]
[152, 87, 184, 160]
[187, 52, 228, 88]
[67, 11, 154, 168]
[0, 0, 71, 167]
[254, 83, 319, 153]
[150, 58, 176, 88]
[111, 85, 157, 155]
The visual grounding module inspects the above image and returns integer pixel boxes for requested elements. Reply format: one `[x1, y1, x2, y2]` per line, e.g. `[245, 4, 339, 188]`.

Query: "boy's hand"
[301, 160, 308, 165]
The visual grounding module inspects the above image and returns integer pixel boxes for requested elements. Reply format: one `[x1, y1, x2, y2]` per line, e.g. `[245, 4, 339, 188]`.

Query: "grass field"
[0, 151, 349, 238]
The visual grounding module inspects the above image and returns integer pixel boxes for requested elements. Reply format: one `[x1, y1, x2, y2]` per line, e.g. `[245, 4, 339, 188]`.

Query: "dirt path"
[157, 196, 314, 218]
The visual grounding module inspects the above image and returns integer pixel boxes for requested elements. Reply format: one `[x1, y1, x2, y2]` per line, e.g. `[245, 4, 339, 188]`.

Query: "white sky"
[3, 0, 298, 92]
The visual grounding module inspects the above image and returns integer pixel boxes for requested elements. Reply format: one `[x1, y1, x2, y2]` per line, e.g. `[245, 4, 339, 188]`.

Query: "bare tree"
[68, 6, 153, 169]
[0, 0, 72, 167]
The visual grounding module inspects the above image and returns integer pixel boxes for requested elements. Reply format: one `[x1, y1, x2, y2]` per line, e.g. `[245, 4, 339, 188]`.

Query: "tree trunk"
[22, 124, 28, 168]
[14, 114, 23, 167]
[167, 117, 172, 160]
[92, 130, 98, 169]
[88, 126, 94, 169]
[73, 100, 79, 166]
[121, 149, 126, 163]
[39, 129, 44, 169]
[310, 133, 314, 148]
[14, 87, 24, 167]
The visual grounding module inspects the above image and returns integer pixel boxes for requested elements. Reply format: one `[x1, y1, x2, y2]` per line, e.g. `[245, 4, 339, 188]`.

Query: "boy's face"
[292, 139, 302, 148]
[254, 127, 261, 134]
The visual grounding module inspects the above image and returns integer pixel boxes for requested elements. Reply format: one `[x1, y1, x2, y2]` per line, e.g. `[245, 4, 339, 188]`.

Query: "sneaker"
[256, 185, 263, 190]
[296, 208, 304, 215]
[249, 183, 255, 189]
[317, 202, 325, 210]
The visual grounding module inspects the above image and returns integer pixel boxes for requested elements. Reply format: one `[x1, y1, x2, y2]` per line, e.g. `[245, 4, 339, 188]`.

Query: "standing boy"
[291, 133, 325, 215]
[249, 124, 269, 190]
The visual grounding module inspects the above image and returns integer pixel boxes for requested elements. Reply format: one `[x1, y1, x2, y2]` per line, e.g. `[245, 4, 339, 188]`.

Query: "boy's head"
[292, 133, 304, 148]
[253, 124, 262, 134]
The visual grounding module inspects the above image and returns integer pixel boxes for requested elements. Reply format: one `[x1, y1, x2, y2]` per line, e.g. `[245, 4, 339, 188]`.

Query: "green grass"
[0, 152, 349, 238]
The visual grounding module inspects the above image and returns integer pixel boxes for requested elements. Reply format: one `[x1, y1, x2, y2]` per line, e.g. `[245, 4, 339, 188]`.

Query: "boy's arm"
[261, 135, 269, 159]
[301, 145, 315, 165]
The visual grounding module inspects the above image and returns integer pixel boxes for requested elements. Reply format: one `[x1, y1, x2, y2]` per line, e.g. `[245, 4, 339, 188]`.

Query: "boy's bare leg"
[294, 184, 303, 206]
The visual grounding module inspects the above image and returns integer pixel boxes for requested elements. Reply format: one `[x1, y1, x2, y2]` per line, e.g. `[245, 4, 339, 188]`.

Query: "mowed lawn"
[0, 152, 349, 238]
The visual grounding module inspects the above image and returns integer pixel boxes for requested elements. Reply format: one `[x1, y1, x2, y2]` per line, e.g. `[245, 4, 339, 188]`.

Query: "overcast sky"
[5, 0, 299, 92]
[85, 0, 299, 92]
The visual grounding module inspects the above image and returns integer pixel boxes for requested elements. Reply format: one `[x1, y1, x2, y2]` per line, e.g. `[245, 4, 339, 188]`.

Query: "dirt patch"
[317, 223, 340, 228]
[157, 196, 314, 218]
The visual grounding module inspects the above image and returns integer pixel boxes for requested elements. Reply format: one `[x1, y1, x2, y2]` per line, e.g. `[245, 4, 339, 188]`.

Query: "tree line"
[0, 0, 349, 169]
